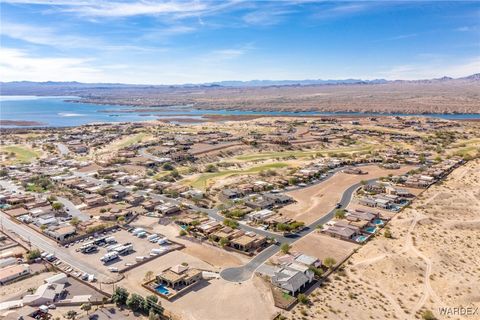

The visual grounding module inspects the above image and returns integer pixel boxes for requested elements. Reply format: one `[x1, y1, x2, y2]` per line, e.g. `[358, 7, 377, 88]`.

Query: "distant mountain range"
[0, 74, 478, 95]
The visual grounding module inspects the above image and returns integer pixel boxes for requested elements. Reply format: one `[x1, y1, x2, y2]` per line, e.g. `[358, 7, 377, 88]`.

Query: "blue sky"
[1, 0, 479, 84]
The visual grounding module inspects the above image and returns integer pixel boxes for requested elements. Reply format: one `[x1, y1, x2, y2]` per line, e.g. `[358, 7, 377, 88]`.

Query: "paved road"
[219, 177, 378, 282]
[73, 164, 378, 282]
[75, 164, 371, 243]
[0, 211, 112, 281]
[57, 196, 90, 221]
[138, 148, 170, 163]
[0, 179, 108, 279]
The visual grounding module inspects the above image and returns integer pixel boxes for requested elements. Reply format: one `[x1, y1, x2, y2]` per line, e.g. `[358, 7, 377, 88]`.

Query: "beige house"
[156, 265, 202, 291]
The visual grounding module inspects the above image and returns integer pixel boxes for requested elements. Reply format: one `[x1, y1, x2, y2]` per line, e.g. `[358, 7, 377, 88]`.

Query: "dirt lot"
[285, 232, 359, 264]
[65, 229, 176, 274]
[0, 270, 56, 302]
[129, 216, 249, 268]
[0, 244, 26, 259]
[281, 159, 480, 320]
[280, 165, 415, 224]
[190, 142, 243, 155]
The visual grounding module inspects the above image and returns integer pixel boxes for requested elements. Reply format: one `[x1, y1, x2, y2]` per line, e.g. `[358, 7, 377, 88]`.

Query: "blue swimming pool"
[155, 284, 170, 295]
[373, 219, 384, 225]
[364, 226, 377, 234]
[355, 235, 368, 243]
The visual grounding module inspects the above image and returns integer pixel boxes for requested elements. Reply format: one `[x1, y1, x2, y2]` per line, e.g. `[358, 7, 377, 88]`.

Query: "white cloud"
[2, 0, 240, 18]
[312, 3, 370, 20]
[0, 48, 103, 82]
[0, 21, 98, 48]
[243, 9, 293, 26]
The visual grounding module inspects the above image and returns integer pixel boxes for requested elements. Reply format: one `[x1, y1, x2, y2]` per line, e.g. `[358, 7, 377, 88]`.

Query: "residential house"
[156, 265, 202, 292]
[0, 264, 30, 285]
[271, 263, 314, 295]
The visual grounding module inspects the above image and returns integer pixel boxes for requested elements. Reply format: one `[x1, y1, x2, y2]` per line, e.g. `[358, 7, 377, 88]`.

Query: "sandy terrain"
[282, 159, 480, 320]
[12, 78, 478, 114]
[114, 250, 277, 320]
[280, 165, 415, 224]
[165, 276, 277, 320]
[189, 142, 243, 155]
[0, 271, 56, 302]
[286, 233, 359, 264]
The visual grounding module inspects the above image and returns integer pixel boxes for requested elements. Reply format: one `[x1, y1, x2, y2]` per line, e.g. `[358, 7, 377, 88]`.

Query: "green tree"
[323, 257, 336, 269]
[276, 223, 291, 232]
[144, 295, 160, 314]
[179, 229, 187, 236]
[112, 287, 129, 306]
[80, 303, 92, 315]
[297, 293, 309, 305]
[219, 237, 229, 247]
[65, 310, 78, 320]
[422, 310, 437, 320]
[223, 218, 239, 229]
[309, 266, 323, 277]
[70, 217, 80, 227]
[162, 162, 174, 171]
[26, 248, 41, 261]
[52, 202, 64, 211]
[334, 209, 346, 219]
[280, 243, 291, 254]
[127, 293, 145, 312]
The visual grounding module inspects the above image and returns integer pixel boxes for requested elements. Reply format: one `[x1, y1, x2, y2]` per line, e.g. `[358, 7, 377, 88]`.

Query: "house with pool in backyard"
[144, 264, 203, 300]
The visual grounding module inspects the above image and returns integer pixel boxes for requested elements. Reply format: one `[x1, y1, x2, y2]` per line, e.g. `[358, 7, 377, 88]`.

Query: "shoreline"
[70, 99, 480, 118]
[2, 112, 480, 129]
[0, 120, 46, 126]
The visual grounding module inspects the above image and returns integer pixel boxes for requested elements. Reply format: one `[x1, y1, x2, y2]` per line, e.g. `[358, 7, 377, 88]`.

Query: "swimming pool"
[364, 226, 377, 233]
[373, 219, 384, 225]
[355, 235, 368, 243]
[155, 284, 170, 295]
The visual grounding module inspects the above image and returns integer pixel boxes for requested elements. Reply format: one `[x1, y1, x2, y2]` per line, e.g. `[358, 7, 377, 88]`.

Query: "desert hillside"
[284, 159, 480, 320]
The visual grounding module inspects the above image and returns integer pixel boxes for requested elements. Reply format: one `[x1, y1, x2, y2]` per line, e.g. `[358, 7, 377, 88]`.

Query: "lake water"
[0, 96, 479, 127]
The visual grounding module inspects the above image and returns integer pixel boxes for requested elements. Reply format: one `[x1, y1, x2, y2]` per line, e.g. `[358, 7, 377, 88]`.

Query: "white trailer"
[105, 236, 116, 244]
[101, 252, 119, 263]
[147, 234, 158, 240]
[115, 244, 133, 255]
[106, 243, 123, 252]
[132, 228, 145, 235]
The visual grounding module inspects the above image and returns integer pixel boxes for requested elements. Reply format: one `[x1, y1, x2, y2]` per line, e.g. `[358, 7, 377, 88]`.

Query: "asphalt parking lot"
[63, 228, 171, 274]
